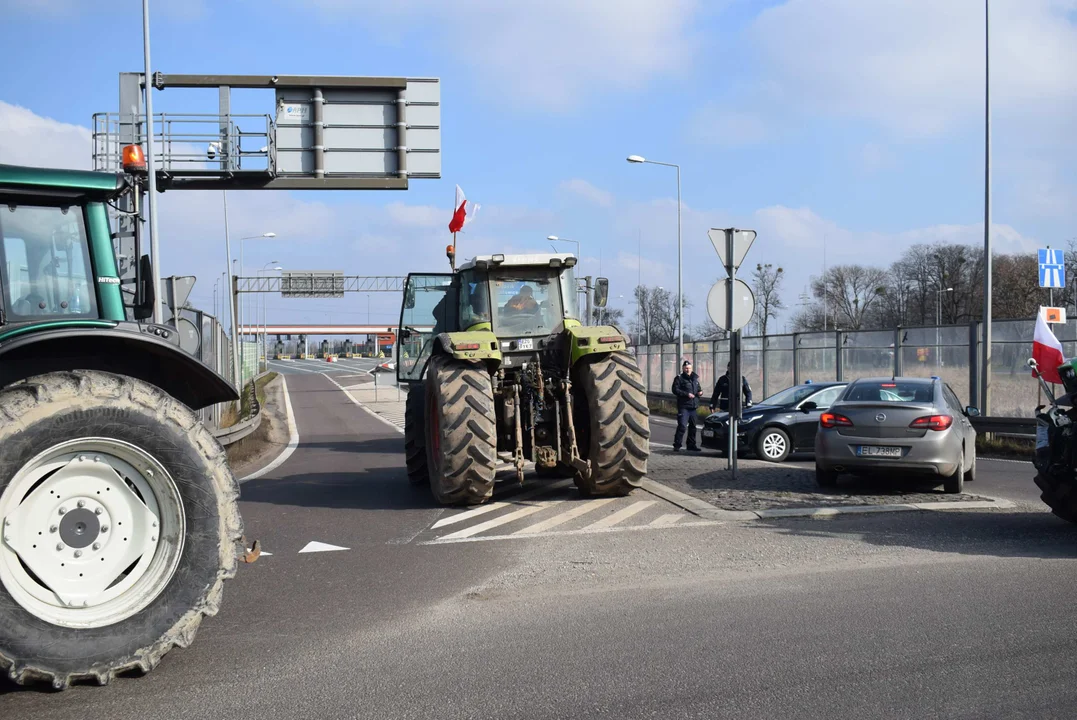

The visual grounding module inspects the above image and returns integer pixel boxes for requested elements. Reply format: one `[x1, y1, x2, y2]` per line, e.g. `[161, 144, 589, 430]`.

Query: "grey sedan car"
[814, 376, 979, 493]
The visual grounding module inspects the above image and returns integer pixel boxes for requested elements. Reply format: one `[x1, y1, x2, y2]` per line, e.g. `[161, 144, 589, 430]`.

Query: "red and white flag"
[1033, 309, 1065, 384]
[448, 184, 479, 233]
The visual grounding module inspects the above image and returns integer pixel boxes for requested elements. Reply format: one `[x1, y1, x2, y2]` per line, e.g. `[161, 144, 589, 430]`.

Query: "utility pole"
[141, 0, 162, 323]
[980, 0, 992, 413]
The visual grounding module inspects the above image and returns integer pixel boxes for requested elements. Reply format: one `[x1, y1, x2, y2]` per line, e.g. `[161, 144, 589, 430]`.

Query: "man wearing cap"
[671, 359, 703, 452]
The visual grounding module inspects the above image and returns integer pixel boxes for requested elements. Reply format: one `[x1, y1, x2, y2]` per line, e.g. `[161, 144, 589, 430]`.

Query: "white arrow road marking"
[298, 541, 350, 553]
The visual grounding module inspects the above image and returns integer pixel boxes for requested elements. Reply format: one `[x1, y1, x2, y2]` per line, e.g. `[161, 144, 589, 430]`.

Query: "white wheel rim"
[0, 438, 185, 629]
[762, 433, 786, 459]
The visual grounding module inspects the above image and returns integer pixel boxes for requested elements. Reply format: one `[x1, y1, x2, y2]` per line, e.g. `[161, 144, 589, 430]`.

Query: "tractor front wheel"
[403, 383, 428, 485]
[572, 352, 650, 496]
[423, 355, 497, 505]
[0, 370, 242, 689]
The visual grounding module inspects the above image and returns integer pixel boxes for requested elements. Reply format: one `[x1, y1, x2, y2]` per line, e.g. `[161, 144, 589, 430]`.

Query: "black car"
[701, 381, 848, 462]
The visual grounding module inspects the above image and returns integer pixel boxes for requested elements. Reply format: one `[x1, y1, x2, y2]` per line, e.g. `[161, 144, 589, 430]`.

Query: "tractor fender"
[0, 325, 238, 410]
[435, 331, 502, 364]
[566, 325, 629, 365]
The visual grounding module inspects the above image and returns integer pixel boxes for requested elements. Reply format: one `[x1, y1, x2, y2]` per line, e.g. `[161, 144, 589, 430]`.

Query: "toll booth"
[343, 339, 354, 358]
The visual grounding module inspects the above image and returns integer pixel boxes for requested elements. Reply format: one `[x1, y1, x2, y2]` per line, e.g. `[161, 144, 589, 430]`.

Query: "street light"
[627, 154, 682, 363]
[258, 263, 282, 371]
[547, 235, 580, 259]
[936, 286, 954, 368]
[237, 232, 276, 341]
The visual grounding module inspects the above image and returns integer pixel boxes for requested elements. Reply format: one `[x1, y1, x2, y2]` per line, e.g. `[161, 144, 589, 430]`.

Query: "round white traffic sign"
[706, 278, 756, 331]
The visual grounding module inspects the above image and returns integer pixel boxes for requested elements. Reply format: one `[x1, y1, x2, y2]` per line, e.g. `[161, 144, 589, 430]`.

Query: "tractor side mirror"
[594, 277, 609, 308]
[404, 283, 416, 309]
[134, 254, 155, 320]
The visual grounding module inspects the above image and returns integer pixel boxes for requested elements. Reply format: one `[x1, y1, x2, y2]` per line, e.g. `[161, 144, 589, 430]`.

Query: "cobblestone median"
[647, 449, 993, 512]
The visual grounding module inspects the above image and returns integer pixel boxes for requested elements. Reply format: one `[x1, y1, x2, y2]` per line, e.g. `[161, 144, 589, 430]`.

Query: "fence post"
[792, 333, 800, 385]
[968, 321, 980, 409]
[835, 330, 844, 381]
[894, 327, 903, 377]
[761, 335, 768, 399]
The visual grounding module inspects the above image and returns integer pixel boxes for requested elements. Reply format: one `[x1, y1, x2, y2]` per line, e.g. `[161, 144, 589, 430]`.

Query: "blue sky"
[1, 0, 1075, 333]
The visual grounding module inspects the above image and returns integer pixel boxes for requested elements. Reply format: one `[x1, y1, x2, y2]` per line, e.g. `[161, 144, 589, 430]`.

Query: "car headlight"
[741, 414, 761, 423]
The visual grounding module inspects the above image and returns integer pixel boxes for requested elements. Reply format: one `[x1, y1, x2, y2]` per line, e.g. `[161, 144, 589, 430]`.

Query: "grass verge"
[220, 371, 279, 429]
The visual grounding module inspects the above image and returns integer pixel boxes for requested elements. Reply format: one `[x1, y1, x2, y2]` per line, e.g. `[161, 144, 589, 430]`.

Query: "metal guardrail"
[212, 411, 262, 446]
[646, 391, 1035, 437]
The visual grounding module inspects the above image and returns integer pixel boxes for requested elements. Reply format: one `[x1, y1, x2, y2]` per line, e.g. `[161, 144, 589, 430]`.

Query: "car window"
[943, 384, 963, 413]
[843, 380, 933, 403]
[807, 385, 844, 409]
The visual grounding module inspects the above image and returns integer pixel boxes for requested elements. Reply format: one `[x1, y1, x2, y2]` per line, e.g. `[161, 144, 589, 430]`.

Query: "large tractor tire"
[403, 382, 428, 485]
[423, 355, 497, 505]
[0, 370, 242, 689]
[572, 352, 650, 496]
[1034, 470, 1077, 524]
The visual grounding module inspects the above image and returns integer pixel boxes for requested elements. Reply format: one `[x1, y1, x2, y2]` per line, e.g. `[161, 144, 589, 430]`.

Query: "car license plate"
[857, 445, 901, 458]
[517, 338, 533, 350]
[703, 430, 714, 438]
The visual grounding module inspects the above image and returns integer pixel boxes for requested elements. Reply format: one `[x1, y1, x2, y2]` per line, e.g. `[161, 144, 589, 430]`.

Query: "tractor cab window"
[559, 265, 579, 321]
[458, 269, 491, 330]
[491, 272, 562, 337]
[0, 203, 97, 322]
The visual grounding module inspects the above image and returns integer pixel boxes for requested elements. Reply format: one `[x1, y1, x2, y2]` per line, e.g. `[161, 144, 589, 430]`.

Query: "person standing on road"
[671, 359, 702, 452]
[710, 362, 753, 413]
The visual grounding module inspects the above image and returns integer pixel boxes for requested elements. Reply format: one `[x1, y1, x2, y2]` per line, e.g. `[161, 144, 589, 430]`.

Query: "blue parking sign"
[1039, 248, 1065, 288]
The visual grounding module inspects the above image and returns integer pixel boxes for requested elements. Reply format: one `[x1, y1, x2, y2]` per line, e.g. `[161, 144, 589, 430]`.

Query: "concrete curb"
[640, 478, 1017, 521]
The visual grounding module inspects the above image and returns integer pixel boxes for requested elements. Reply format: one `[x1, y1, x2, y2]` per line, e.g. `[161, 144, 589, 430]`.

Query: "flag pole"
[451, 231, 457, 271]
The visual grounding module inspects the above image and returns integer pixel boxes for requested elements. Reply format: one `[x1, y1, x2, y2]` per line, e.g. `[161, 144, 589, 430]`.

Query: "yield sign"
[708, 228, 756, 271]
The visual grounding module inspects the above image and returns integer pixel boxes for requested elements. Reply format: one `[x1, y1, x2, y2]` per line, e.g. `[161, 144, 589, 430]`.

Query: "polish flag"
[1033, 309, 1065, 384]
[448, 184, 479, 233]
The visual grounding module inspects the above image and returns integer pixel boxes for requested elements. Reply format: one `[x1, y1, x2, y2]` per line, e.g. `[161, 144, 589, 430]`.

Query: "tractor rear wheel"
[0, 370, 242, 689]
[403, 382, 428, 485]
[423, 355, 497, 505]
[572, 352, 650, 496]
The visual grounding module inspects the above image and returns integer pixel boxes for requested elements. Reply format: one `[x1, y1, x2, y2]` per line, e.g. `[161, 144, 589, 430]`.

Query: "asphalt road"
[4, 372, 1077, 719]
[648, 414, 1045, 508]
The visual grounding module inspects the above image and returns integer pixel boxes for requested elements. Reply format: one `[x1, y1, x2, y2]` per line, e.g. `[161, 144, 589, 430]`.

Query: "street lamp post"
[627, 155, 682, 363]
[937, 286, 954, 368]
[259, 263, 282, 372]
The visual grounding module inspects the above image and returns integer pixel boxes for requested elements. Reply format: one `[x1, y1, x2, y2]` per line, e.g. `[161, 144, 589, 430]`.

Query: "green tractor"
[0, 152, 244, 688]
[397, 253, 650, 505]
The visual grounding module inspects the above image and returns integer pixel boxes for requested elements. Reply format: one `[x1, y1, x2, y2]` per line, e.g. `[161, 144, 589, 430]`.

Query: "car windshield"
[490, 271, 563, 336]
[844, 380, 934, 403]
[758, 385, 822, 407]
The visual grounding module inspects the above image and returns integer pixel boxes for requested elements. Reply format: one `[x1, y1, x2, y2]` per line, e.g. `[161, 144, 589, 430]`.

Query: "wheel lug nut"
[101, 525, 109, 533]
[74, 550, 82, 558]
[78, 455, 85, 462]
[151, 536, 157, 542]
[77, 500, 86, 508]
[56, 543, 64, 551]
[92, 542, 101, 551]
[94, 508, 103, 515]
[50, 525, 57, 533]
[94, 456, 100, 462]
[152, 521, 157, 528]
[58, 507, 66, 515]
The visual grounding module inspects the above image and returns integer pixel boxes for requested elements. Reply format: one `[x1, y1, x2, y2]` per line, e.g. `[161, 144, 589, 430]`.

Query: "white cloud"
[0, 101, 92, 169]
[299, 0, 704, 110]
[558, 178, 614, 208]
[751, 0, 1077, 138]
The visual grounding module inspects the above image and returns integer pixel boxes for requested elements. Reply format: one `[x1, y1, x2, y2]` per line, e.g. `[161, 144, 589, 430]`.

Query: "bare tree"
[750, 263, 785, 336]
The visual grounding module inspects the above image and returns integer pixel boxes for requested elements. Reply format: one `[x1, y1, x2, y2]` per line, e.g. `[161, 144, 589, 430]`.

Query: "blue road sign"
[1039, 248, 1065, 288]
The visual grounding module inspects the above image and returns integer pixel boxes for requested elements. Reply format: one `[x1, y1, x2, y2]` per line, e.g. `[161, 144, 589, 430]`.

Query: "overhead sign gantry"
[93, 72, 441, 191]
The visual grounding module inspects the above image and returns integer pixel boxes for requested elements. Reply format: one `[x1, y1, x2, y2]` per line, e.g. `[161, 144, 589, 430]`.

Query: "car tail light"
[909, 415, 953, 431]
[820, 412, 853, 428]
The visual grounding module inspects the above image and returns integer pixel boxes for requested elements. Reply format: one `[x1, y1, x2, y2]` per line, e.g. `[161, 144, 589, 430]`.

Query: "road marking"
[583, 500, 655, 529]
[320, 371, 406, 435]
[512, 497, 617, 534]
[239, 375, 299, 483]
[298, 541, 349, 553]
[421, 519, 721, 545]
[431, 480, 574, 529]
[648, 513, 683, 527]
[438, 500, 565, 540]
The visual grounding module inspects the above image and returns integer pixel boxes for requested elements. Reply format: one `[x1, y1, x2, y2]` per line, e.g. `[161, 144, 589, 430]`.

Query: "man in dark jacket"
[671, 359, 702, 452]
[710, 362, 753, 413]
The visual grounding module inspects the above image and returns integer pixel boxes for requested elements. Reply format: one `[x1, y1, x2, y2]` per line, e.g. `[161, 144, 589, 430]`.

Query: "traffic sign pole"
[725, 229, 738, 473]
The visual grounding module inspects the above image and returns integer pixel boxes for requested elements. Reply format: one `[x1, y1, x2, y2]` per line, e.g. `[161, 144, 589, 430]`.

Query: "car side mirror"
[965, 406, 981, 417]
[593, 277, 609, 308]
[800, 401, 817, 413]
